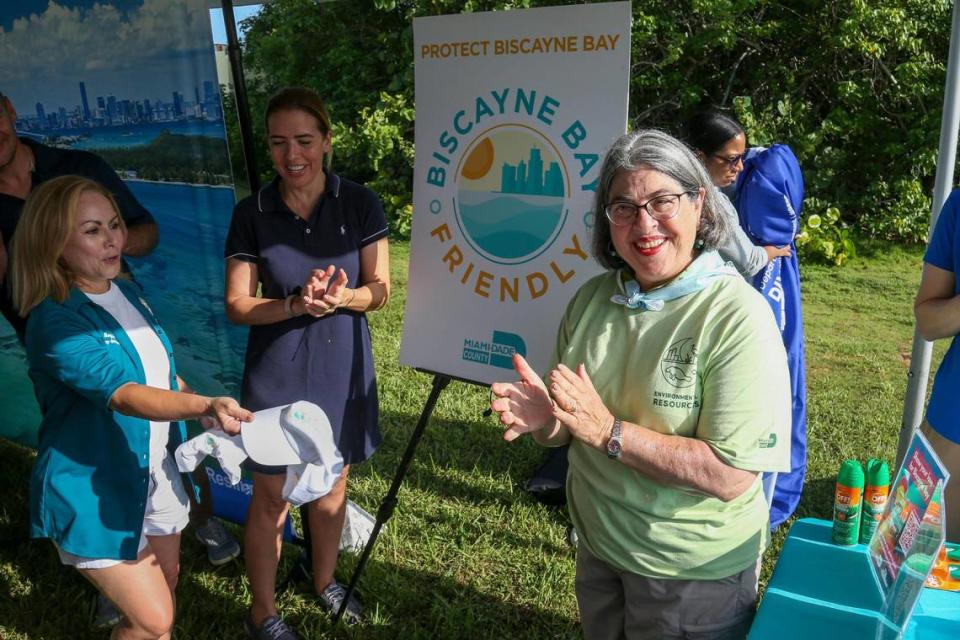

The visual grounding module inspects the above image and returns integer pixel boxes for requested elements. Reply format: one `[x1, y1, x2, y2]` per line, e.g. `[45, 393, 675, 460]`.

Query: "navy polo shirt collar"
[257, 169, 341, 214]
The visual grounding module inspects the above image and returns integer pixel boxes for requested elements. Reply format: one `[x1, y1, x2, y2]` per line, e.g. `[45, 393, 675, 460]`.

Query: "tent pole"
[221, 0, 260, 192]
[897, 0, 960, 467]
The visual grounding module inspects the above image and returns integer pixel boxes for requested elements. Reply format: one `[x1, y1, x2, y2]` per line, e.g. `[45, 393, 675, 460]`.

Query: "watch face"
[607, 438, 622, 458]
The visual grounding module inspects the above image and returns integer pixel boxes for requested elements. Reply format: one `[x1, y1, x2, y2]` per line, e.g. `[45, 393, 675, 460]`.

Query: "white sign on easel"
[401, 2, 631, 384]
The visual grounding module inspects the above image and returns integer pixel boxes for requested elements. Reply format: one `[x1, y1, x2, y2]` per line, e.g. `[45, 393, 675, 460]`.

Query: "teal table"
[749, 518, 959, 639]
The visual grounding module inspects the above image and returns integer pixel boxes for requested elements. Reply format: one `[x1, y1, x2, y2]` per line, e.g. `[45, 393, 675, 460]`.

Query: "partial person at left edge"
[0, 90, 158, 340]
[0, 90, 241, 624]
[10, 175, 254, 640]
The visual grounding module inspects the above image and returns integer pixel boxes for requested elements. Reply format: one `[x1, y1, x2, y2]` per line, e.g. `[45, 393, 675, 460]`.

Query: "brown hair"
[10, 175, 125, 315]
[264, 86, 332, 136]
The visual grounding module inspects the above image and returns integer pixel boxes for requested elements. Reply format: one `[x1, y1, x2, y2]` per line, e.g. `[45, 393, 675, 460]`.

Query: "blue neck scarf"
[610, 250, 739, 311]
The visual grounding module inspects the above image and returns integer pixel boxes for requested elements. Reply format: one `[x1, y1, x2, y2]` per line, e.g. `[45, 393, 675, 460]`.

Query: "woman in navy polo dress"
[225, 87, 390, 639]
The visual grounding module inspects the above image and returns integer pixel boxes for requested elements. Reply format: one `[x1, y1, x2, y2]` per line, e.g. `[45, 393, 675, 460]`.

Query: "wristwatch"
[606, 418, 623, 460]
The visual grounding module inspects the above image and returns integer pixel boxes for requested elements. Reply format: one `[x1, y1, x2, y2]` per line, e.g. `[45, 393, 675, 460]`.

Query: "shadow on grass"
[277, 552, 581, 640]
[0, 438, 245, 639]
[360, 411, 574, 530]
[1, 426, 579, 640]
[793, 476, 838, 522]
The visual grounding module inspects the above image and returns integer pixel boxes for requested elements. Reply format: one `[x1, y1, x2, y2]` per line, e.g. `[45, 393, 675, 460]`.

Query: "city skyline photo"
[1, 0, 220, 113]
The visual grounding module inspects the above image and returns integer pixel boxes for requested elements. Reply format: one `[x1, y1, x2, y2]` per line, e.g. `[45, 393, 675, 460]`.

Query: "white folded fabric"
[175, 401, 344, 506]
[174, 429, 247, 485]
[282, 457, 344, 507]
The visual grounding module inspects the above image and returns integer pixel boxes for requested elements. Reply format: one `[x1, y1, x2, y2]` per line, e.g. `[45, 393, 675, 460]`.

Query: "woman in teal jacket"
[10, 175, 253, 640]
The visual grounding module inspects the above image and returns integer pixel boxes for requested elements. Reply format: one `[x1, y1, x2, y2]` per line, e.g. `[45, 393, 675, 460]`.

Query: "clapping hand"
[548, 363, 614, 450]
[490, 354, 556, 442]
[302, 265, 349, 316]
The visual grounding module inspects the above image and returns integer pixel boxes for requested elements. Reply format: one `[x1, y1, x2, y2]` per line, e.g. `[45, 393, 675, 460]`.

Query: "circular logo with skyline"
[453, 125, 569, 265]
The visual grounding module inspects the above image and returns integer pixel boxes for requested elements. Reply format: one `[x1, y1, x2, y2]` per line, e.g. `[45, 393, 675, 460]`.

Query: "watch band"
[283, 293, 296, 317]
[606, 417, 623, 460]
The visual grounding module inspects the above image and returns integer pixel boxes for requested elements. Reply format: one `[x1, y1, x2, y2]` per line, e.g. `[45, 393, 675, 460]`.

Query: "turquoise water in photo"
[0, 181, 247, 447]
[46, 120, 226, 149]
[457, 190, 564, 262]
[125, 181, 247, 398]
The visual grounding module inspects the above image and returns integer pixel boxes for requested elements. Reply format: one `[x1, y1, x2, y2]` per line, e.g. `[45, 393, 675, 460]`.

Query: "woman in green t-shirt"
[491, 130, 792, 639]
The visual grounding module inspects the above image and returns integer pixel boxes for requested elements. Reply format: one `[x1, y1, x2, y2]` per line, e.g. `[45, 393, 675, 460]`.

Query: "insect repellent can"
[832, 459, 865, 545]
[859, 458, 890, 544]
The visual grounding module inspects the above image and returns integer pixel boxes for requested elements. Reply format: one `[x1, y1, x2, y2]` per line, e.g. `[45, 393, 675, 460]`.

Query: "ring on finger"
[569, 400, 578, 414]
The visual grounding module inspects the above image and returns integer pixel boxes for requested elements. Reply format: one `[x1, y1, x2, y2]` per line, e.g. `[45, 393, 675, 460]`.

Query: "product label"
[860, 485, 890, 543]
[833, 483, 864, 544]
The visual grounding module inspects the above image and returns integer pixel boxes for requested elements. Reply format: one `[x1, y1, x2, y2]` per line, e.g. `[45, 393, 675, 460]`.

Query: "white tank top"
[84, 282, 172, 470]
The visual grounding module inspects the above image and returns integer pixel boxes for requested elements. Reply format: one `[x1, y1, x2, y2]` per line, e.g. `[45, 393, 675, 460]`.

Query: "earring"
[607, 241, 618, 257]
[694, 237, 705, 250]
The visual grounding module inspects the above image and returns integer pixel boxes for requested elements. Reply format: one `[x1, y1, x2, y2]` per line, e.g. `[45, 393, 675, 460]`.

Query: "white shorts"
[57, 454, 190, 569]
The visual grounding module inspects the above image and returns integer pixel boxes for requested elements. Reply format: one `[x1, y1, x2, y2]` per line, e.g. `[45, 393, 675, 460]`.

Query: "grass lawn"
[0, 242, 945, 639]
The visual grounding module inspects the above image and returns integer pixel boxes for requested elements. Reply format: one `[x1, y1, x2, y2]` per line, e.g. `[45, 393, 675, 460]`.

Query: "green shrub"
[227, 0, 953, 249]
[796, 201, 857, 266]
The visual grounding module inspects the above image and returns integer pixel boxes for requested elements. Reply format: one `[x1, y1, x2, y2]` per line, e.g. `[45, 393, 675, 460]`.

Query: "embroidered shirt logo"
[659, 338, 697, 389]
[102, 331, 120, 346]
[759, 433, 778, 449]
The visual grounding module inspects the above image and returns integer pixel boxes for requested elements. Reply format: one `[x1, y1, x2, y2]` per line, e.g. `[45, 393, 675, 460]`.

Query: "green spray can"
[832, 459, 865, 545]
[859, 458, 890, 544]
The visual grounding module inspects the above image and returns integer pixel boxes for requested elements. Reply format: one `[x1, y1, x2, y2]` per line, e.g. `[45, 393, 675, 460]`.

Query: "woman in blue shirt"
[916, 190, 960, 543]
[10, 175, 253, 640]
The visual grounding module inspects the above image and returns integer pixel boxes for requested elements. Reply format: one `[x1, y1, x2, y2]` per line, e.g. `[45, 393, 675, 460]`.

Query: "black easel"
[333, 373, 455, 626]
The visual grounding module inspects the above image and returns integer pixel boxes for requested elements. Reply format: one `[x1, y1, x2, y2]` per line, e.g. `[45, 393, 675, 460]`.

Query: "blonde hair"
[11, 175, 124, 316]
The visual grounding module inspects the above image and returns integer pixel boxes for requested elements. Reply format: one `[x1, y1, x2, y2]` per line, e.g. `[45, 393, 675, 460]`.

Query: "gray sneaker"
[94, 593, 122, 628]
[319, 581, 362, 624]
[194, 518, 241, 566]
[244, 613, 301, 640]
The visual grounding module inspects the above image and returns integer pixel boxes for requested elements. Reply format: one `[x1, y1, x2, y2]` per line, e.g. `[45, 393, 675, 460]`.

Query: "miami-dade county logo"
[660, 338, 697, 388]
[462, 331, 526, 369]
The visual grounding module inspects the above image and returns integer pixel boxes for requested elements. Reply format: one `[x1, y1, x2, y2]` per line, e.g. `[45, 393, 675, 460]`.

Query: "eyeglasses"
[712, 152, 746, 168]
[605, 193, 693, 226]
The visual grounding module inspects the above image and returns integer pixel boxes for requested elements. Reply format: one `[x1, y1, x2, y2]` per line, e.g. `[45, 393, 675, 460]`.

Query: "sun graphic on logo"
[461, 137, 494, 180]
[453, 124, 569, 265]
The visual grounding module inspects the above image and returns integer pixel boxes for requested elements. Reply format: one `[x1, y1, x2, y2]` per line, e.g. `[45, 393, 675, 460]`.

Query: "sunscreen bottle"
[860, 458, 890, 544]
[832, 459, 864, 545]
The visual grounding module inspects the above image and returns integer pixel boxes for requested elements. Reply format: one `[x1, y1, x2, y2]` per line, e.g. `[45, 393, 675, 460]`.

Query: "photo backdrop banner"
[401, 1, 631, 384]
[0, 0, 245, 447]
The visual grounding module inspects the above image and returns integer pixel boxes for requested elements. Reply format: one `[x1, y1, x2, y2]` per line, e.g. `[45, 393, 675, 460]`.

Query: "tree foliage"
[98, 130, 233, 185]
[229, 0, 953, 262]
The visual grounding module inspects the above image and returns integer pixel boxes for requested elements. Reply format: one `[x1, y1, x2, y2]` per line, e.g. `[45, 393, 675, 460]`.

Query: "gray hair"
[591, 129, 731, 270]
